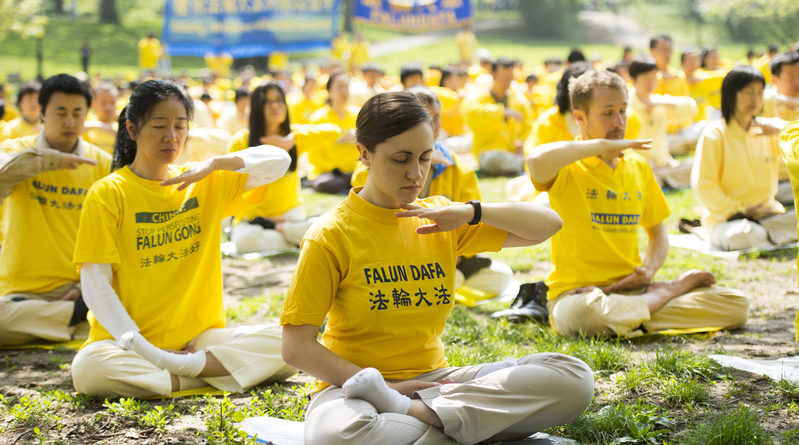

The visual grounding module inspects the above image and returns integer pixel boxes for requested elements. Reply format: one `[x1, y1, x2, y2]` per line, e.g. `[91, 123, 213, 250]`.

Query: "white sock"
[474, 358, 518, 379]
[342, 368, 410, 414]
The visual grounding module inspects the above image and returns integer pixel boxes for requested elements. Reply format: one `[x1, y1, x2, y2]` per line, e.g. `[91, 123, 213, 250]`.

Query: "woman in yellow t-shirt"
[228, 82, 341, 253]
[281, 92, 593, 444]
[692, 65, 795, 251]
[308, 71, 360, 194]
[70, 80, 295, 398]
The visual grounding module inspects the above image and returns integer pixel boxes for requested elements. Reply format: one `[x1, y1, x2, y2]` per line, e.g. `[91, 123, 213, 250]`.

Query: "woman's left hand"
[160, 159, 215, 191]
[395, 203, 473, 234]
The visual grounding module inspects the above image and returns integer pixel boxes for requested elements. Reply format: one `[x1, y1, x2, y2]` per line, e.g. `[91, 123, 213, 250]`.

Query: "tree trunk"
[343, 0, 353, 32]
[53, 0, 64, 15]
[99, 0, 119, 24]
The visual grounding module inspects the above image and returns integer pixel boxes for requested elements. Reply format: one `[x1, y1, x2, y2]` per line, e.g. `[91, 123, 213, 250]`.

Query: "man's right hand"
[59, 153, 98, 170]
[600, 138, 651, 159]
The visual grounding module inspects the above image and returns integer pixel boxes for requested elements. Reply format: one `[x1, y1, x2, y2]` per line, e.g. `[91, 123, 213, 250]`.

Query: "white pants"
[454, 260, 513, 296]
[0, 282, 88, 346]
[304, 353, 593, 445]
[71, 324, 296, 398]
[230, 206, 316, 253]
[710, 209, 798, 251]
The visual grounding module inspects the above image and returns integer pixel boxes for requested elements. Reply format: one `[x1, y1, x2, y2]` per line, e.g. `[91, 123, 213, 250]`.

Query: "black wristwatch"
[466, 200, 481, 225]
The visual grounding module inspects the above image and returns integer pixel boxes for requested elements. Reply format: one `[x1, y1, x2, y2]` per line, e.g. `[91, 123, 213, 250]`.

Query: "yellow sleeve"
[691, 125, 745, 220]
[451, 154, 482, 202]
[281, 238, 340, 327]
[462, 94, 505, 133]
[293, 123, 342, 155]
[73, 180, 122, 267]
[639, 160, 671, 228]
[664, 96, 698, 128]
[227, 129, 250, 153]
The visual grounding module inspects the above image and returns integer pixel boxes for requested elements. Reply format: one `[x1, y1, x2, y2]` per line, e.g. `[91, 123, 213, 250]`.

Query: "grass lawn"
[2, 178, 798, 444]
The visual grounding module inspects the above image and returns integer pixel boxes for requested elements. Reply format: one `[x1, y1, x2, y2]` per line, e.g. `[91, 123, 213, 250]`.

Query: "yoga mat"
[236, 416, 576, 445]
[237, 416, 304, 445]
[0, 338, 84, 351]
[668, 233, 798, 260]
[221, 241, 298, 260]
[709, 354, 799, 384]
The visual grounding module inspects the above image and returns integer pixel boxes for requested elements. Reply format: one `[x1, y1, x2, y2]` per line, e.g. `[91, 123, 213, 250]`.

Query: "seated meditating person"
[778, 119, 799, 339]
[0, 82, 42, 142]
[626, 56, 697, 188]
[0, 74, 111, 346]
[70, 80, 296, 397]
[281, 91, 594, 444]
[308, 71, 360, 194]
[528, 70, 749, 338]
[351, 87, 514, 298]
[228, 83, 341, 252]
[763, 52, 799, 206]
[692, 65, 797, 251]
[462, 57, 534, 177]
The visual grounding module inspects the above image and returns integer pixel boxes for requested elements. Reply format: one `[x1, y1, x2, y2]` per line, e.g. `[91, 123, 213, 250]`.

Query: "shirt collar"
[35, 131, 86, 156]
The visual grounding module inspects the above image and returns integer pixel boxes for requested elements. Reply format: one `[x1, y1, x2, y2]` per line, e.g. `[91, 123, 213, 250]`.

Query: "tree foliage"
[518, 0, 583, 39]
[0, 0, 48, 40]
[700, 0, 799, 43]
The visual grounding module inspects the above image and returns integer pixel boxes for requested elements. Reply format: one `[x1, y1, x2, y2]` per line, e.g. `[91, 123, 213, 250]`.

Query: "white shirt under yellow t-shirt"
[280, 189, 507, 388]
[533, 150, 670, 300]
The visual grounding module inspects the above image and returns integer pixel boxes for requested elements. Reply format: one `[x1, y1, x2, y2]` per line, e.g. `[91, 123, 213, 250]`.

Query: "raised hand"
[160, 159, 214, 191]
[59, 153, 98, 170]
[395, 203, 473, 234]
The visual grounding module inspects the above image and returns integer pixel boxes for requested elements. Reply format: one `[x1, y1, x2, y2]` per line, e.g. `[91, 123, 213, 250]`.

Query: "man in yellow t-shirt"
[763, 52, 799, 123]
[138, 32, 163, 73]
[455, 24, 476, 65]
[0, 74, 111, 346]
[0, 82, 42, 142]
[627, 57, 697, 188]
[778, 120, 799, 340]
[82, 82, 119, 155]
[462, 57, 533, 177]
[527, 70, 748, 338]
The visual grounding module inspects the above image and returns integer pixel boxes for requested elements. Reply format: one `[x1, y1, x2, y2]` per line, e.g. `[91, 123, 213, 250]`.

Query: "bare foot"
[642, 270, 715, 313]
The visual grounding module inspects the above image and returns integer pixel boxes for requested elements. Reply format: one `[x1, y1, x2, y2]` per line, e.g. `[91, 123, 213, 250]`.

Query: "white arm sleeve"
[234, 144, 292, 191]
[81, 263, 206, 377]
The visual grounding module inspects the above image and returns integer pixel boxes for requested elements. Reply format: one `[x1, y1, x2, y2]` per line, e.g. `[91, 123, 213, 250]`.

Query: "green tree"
[701, 0, 799, 43]
[518, 0, 583, 39]
[99, 0, 119, 24]
[0, 0, 47, 40]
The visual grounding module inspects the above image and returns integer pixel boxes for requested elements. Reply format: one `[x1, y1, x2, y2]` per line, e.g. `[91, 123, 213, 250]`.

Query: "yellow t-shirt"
[73, 165, 267, 350]
[462, 89, 533, 157]
[228, 124, 341, 220]
[533, 151, 670, 300]
[308, 105, 359, 177]
[525, 107, 576, 155]
[691, 119, 782, 230]
[1, 117, 41, 142]
[0, 135, 111, 295]
[655, 66, 690, 97]
[350, 147, 481, 203]
[777, 121, 799, 340]
[82, 121, 118, 155]
[349, 42, 370, 69]
[287, 91, 325, 125]
[455, 30, 476, 62]
[431, 86, 466, 137]
[280, 189, 507, 387]
[763, 89, 799, 123]
[138, 38, 162, 70]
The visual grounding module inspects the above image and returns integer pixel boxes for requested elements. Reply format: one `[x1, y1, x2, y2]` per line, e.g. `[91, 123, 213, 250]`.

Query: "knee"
[517, 353, 595, 420]
[721, 290, 750, 329]
[551, 292, 606, 336]
[71, 345, 114, 396]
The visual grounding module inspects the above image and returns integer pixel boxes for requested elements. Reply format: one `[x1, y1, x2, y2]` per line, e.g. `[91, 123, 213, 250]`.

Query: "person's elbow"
[527, 151, 551, 186]
[280, 325, 301, 367]
[537, 205, 563, 240]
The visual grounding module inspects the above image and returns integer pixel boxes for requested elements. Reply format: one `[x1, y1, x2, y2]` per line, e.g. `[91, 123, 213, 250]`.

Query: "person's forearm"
[218, 145, 291, 190]
[480, 202, 562, 246]
[642, 224, 668, 277]
[282, 324, 361, 387]
[527, 139, 609, 186]
[0, 148, 62, 197]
